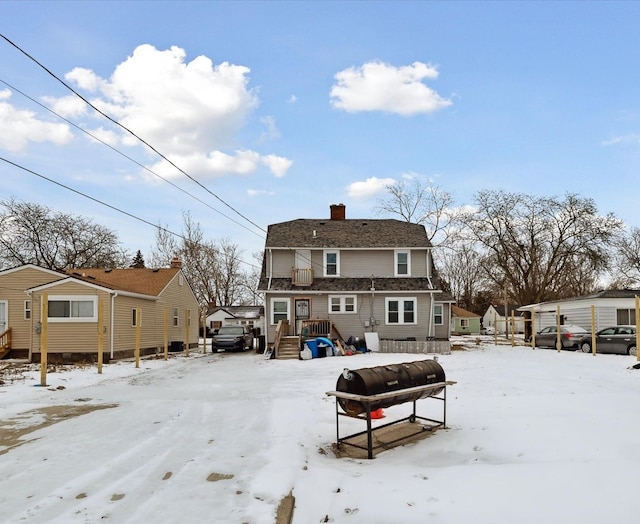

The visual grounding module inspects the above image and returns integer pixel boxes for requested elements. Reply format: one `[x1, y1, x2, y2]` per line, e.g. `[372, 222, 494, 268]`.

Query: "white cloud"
[51, 44, 291, 178]
[147, 149, 291, 179]
[330, 61, 452, 115]
[601, 134, 640, 146]
[0, 91, 73, 153]
[248, 188, 276, 197]
[41, 94, 87, 118]
[259, 116, 280, 142]
[288, 95, 297, 103]
[347, 176, 396, 198]
[261, 154, 292, 178]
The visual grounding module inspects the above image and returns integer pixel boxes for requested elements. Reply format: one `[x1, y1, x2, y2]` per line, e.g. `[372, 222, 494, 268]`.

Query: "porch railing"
[0, 328, 11, 359]
[291, 268, 313, 286]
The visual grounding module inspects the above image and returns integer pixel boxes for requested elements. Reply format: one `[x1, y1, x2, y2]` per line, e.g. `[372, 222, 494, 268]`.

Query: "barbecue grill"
[326, 359, 454, 459]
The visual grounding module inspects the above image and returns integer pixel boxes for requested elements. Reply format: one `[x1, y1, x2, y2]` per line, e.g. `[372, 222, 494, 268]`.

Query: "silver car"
[532, 324, 589, 350]
[579, 326, 637, 356]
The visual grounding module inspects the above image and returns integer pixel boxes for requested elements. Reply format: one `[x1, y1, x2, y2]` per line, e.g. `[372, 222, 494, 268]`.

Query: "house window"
[48, 296, 97, 322]
[434, 304, 443, 325]
[132, 308, 140, 327]
[24, 300, 31, 320]
[328, 295, 357, 314]
[386, 297, 417, 325]
[460, 318, 469, 328]
[324, 250, 339, 276]
[172, 307, 179, 327]
[617, 308, 636, 325]
[395, 250, 411, 276]
[272, 299, 289, 324]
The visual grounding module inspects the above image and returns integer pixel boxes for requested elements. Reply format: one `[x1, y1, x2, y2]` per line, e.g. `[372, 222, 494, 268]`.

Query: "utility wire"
[0, 77, 265, 240]
[0, 33, 268, 235]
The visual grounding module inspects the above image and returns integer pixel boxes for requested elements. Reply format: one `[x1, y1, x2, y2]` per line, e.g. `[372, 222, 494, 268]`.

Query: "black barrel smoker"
[326, 359, 454, 459]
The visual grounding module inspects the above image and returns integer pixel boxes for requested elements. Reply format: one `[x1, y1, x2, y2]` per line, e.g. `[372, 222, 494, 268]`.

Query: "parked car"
[481, 326, 495, 335]
[211, 326, 254, 352]
[579, 326, 637, 356]
[531, 324, 589, 350]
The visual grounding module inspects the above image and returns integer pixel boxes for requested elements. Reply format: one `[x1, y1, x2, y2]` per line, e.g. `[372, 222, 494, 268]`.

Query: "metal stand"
[326, 381, 455, 459]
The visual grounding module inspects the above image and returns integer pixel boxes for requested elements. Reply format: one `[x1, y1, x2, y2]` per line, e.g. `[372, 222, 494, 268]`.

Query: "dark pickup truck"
[211, 326, 254, 353]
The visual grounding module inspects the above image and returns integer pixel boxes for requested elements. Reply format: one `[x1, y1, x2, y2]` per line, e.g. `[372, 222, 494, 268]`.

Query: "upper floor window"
[329, 295, 357, 314]
[48, 296, 97, 322]
[395, 250, 411, 276]
[324, 250, 340, 276]
[386, 297, 416, 325]
[24, 300, 31, 320]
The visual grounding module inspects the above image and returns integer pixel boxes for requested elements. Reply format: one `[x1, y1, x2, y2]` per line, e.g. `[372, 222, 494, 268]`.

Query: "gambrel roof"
[264, 218, 433, 249]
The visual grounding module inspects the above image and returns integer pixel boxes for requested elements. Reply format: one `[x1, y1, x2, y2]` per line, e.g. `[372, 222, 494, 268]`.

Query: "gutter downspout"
[110, 291, 118, 359]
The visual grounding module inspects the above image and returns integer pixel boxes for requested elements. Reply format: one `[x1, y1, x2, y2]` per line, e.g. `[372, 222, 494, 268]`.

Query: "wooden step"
[276, 336, 300, 360]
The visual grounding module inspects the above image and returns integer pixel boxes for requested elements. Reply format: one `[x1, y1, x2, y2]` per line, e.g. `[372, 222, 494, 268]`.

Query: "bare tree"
[375, 178, 459, 246]
[462, 190, 623, 305]
[437, 242, 489, 312]
[149, 212, 255, 308]
[609, 226, 640, 287]
[0, 198, 128, 270]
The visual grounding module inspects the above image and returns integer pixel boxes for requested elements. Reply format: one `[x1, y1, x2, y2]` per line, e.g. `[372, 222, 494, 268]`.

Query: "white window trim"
[24, 300, 31, 320]
[328, 295, 357, 314]
[323, 250, 340, 277]
[271, 298, 290, 325]
[394, 250, 411, 277]
[47, 295, 97, 323]
[385, 297, 417, 325]
[172, 307, 179, 327]
[434, 304, 444, 326]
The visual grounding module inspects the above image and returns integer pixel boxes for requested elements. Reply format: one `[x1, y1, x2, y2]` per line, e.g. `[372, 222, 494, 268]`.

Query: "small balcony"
[291, 267, 314, 286]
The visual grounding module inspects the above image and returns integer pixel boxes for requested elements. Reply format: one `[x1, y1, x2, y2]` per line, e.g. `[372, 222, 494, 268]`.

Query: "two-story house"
[258, 204, 452, 356]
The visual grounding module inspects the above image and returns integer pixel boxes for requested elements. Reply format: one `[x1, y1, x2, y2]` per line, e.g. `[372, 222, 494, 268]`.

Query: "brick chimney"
[330, 203, 346, 220]
[170, 256, 182, 268]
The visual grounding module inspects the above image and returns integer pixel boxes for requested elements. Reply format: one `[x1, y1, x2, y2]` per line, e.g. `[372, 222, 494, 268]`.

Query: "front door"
[294, 298, 310, 335]
[0, 301, 7, 332]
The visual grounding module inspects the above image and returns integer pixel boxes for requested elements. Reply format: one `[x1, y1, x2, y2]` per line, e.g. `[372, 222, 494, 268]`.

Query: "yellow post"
[636, 296, 640, 362]
[185, 309, 190, 357]
[591, 304, 597, 356]
[493, 312, 498, 345]
[40, 293, 48, 387]
[510, 310, 515, 346]
[556, 305, 562, 352]
[135, 307, 140, 368]
[97, 299, 104, 374]
[201, 311, 206, 354]
[163, 308, 168, 360]
[531, 312, 536, 349]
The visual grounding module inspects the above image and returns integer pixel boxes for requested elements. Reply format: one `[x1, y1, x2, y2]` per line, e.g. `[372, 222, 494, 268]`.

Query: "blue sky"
[1, 1, 640, 265]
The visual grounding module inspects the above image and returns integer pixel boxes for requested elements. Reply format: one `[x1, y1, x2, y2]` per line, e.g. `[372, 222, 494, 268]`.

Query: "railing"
[273, 319, 289, 351]
[291, 268, 313, 286]
[0, 328, 11, 359]
[300, 319, 333, 338]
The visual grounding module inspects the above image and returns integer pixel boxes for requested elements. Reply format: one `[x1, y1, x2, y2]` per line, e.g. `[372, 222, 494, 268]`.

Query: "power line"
[0, 156, 264, 272]
[0, 77, 265, 240]
[0, 32, 268, 235]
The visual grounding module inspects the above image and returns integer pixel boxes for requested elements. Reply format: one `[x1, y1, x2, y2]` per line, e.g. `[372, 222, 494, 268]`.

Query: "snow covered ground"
[1, 338, 639, 524]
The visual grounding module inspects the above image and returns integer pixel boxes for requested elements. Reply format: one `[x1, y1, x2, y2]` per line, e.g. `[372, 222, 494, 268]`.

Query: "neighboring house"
[257, 204, 453, 351]
[519, 289, 640, 333]
[206, 305, 265, 333]
[0, 259, 199, 362]
[451, 305, 481, 335]
[483, 304, 526, 334]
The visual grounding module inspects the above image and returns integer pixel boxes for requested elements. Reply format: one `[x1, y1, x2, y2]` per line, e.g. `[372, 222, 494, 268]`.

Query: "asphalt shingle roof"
[65, 268, 180, 296]
[265, 219, 432, 249]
